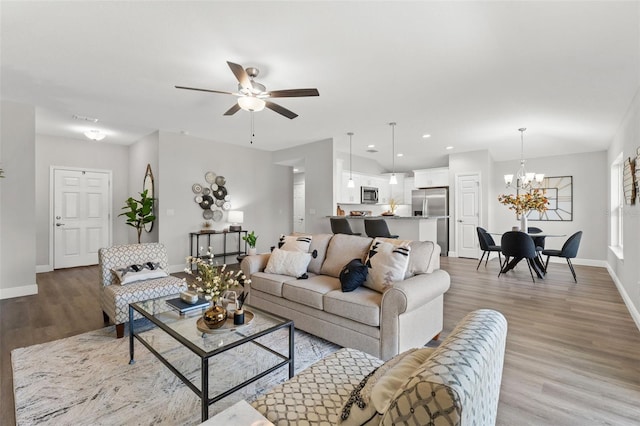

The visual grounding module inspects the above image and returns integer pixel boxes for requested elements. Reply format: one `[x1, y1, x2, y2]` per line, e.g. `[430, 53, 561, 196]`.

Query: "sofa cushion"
[324, 287, 382, 327]
[308, 233, 333, 274]
[363, 239, 411, 293]
[282, 275, 340, 309]
[339, 258, 368, 292]
[264, 248, 312, 278]
[321, 234, 373, 278]
[112, 261, 168, 285]
[278, 234, 312, 252]
[250, 271, 294, 297]
[339, 347, 435, 425]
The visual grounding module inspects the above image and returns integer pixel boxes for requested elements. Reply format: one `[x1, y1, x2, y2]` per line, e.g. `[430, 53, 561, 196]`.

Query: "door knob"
[457, 219, 463, 223]
[56, 223, 65, 227]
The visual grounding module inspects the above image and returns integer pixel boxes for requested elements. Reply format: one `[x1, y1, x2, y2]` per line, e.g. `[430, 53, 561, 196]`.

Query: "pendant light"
[389, 122, 397, 185]
[347, 132, 355, 188]
[503, 128, 544, 190]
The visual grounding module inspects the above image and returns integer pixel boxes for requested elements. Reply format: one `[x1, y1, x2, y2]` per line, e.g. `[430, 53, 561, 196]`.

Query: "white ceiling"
[1, 1, 638, 171]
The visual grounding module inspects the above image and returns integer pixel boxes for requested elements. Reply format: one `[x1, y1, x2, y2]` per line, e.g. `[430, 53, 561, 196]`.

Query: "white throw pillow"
[265, 248, 312, 278]
[112, 261, 168, 285]
[363, 239, 411, 292]
[277, 234, 312, 253]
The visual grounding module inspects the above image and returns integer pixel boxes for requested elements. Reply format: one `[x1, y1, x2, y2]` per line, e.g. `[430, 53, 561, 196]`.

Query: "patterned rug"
[11, 325, 340, 425]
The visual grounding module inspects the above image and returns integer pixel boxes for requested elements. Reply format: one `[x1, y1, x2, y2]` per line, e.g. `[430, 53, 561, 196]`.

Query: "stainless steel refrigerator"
[411, 187, 449, 256]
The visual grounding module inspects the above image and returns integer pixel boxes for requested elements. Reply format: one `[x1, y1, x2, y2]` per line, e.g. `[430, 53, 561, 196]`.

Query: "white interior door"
[293, 181, 305, 233]
[54, 168, 111, 268]
[456, 173, 480, 259]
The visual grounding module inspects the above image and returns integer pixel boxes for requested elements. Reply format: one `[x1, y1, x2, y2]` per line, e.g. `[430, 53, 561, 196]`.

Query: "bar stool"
[364, 219, 398, 239]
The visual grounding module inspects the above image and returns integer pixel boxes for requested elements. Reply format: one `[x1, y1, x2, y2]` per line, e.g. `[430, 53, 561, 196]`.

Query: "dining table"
[489, 231, 566, 279]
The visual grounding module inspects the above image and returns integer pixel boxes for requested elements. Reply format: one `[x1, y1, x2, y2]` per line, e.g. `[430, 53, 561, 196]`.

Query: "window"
[610, 153, 624, 259]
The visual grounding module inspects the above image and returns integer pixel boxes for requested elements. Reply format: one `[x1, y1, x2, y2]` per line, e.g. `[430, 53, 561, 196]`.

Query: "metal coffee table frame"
[128, 296, 294, 422]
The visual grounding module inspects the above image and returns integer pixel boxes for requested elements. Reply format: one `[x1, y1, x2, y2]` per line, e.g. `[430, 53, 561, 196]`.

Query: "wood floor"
[1, 258, 640, 425]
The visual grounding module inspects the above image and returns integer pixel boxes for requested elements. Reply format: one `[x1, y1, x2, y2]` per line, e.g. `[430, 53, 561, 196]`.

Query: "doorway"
[455, 172, 480, 259]
[293, 174, 305, 233]
[52, 167, 112, 269]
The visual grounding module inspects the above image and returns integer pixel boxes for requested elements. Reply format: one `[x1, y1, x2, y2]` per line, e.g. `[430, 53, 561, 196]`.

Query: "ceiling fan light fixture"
[84, 129, 106, 141]
[237, 96, 265, 112]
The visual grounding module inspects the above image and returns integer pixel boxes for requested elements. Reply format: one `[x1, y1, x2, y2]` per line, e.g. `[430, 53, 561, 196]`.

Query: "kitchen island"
[327, 216, 448, 252]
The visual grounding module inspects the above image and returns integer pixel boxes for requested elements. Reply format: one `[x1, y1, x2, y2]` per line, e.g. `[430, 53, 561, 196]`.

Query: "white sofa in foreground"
[241, 233, 451, 361]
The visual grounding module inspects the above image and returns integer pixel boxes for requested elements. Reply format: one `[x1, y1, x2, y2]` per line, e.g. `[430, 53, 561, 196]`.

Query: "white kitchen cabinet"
[403, 177, 415, 204]
[413, 167, 449, 188]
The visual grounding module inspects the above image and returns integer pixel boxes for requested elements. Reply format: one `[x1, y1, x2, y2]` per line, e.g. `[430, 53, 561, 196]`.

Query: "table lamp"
[228, 211, 244, 232]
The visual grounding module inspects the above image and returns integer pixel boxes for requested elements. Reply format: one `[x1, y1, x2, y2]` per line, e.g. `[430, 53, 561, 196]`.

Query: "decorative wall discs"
[193, 172, 232, 221]
[205, 171, 216, 184]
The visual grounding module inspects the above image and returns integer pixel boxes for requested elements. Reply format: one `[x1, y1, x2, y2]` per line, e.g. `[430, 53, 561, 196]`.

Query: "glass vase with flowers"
[184, 249, 250, 329]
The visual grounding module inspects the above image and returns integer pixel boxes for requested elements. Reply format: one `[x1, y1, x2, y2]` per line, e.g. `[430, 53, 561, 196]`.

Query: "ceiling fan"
[175, 61, 319, 119]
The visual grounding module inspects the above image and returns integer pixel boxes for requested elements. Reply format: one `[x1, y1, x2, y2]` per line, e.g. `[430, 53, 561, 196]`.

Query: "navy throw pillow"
[339, 259, 368, 292]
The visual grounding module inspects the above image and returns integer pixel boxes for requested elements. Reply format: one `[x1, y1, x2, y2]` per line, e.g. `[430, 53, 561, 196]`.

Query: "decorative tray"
[196, 310, 254, 334]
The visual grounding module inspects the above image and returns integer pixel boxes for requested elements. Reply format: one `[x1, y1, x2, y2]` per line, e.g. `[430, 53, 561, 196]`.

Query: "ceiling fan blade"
[227, 61, 253, 92]
[175, 85, 236, 96]
[223, 103, 241, 116]
[265, 101, 298, 119]
[268, 88, 320, 98]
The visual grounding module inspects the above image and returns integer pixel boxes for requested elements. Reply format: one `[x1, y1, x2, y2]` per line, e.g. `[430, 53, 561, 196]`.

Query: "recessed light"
[397, 153, 403, 157]
[293, 168, 299, 172]
[446, 146, 453, 150]
[367, 144, 375, 148]
[422, 134, 431, 139]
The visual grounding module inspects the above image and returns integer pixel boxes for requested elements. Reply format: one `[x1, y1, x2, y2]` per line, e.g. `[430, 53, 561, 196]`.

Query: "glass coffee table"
[128, 295, 294, 422]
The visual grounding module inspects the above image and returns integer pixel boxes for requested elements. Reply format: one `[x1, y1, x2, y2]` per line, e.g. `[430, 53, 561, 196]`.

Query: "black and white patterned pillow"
[363, 239, 411, 292]
[278, 234, 312, 253]
[111, 261, 168, 285]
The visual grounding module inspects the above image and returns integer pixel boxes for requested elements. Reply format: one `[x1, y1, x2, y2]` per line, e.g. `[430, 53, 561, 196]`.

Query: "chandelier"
[504, 128, 544, 190]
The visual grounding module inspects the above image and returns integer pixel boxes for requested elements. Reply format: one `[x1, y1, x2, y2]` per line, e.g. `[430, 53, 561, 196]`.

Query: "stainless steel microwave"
[361, 186, 379, 204]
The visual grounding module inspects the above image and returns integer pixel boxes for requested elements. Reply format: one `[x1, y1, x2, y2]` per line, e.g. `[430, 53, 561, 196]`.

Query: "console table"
[189, 230, 248, 265]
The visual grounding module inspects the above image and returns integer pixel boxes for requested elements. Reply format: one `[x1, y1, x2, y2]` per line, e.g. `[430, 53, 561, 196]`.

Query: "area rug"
[11, 325, 340, 425]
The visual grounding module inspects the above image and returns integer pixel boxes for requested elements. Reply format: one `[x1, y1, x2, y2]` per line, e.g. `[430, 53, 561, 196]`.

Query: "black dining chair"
[499, 231, 539, 283]
[476, 227, 502, 270]
[528, 227, 546, 269]
[364, 219, 398, 239]
[542, 231, 583, 283]
[330, 218, 361, 236]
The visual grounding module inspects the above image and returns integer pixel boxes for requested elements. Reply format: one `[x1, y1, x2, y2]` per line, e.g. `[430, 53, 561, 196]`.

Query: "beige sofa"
[251, 309, 508, 425]
[241, 233, 451, 361]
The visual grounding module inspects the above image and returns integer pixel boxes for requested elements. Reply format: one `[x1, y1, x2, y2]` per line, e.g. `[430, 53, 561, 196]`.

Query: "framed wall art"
[523, 175, 573, 221]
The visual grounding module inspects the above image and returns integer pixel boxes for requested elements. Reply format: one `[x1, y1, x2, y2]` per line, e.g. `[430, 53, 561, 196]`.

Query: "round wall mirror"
[143, 164, 155, 232]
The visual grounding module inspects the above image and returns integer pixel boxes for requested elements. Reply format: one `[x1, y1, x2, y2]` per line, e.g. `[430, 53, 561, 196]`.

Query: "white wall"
[0, 101, 36, 298]
[157, 131, 291, 270]
[273, 138, 334, 235]
[607, 87, 640, 326]
[35, 134, 130, 268]
[128, 131, 159, 244]
[492, 150, 608, 263]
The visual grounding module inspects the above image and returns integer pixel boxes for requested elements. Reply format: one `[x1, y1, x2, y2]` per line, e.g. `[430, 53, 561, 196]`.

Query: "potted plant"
[119, 189, 155, 243]
[242, 231, 258, 255]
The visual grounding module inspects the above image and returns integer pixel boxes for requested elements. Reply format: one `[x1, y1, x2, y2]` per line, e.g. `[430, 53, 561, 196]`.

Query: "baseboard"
[0, 284, 38, 300]
[607, 264, 640, 332]
[36, 264, 53, 273]
[546, 257, 607, 268]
